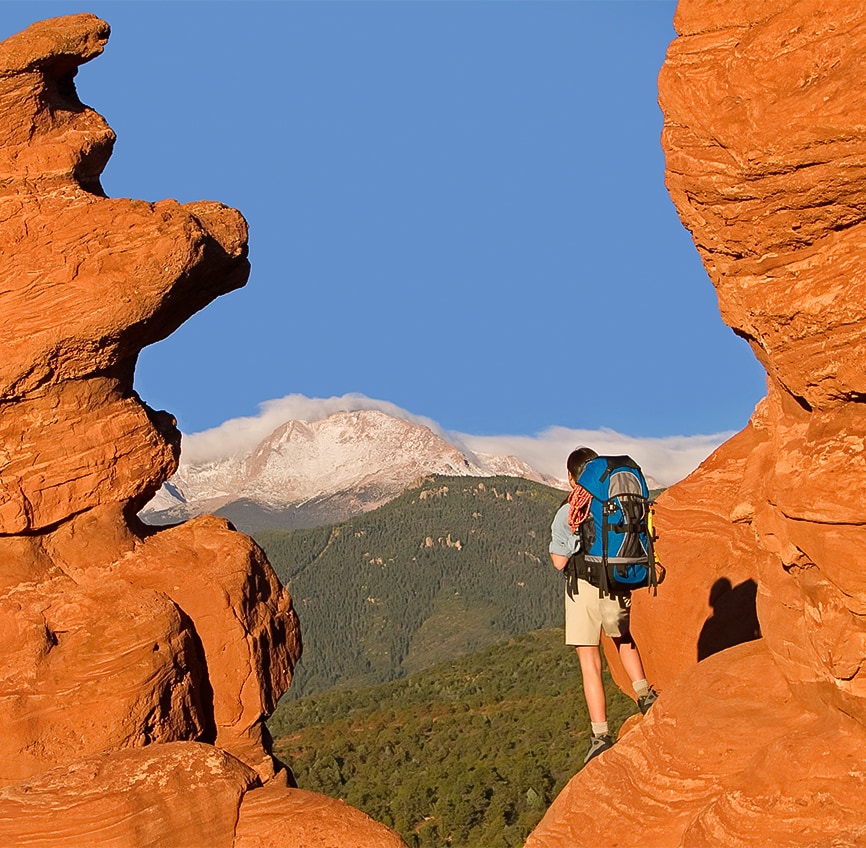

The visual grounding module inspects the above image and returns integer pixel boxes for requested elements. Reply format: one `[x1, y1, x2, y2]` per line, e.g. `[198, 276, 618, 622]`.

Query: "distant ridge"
[255, 474, 568, 699]
[141, 408, 564, 531]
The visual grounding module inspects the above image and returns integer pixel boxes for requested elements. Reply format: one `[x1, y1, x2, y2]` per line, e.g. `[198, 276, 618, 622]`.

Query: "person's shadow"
[697, 577, 761, 661]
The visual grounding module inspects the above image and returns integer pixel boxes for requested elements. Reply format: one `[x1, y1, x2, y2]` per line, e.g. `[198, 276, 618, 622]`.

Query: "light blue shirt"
[549, 503, 580, 558]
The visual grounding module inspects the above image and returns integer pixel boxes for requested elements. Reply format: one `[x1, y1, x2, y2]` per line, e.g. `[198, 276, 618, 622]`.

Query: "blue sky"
[4, 2, 767, 482]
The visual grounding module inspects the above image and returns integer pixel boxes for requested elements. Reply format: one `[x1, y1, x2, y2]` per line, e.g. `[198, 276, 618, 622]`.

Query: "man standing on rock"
[549, 447, 658, 765]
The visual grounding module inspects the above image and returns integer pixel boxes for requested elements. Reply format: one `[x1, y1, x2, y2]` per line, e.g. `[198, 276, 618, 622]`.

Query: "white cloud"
[453, 427, 733, 488]
[180, 393, 451, 465]
[180, 393, 735, 486]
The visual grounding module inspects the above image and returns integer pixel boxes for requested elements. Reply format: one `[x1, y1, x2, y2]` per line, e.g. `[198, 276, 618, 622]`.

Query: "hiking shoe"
[638, 688, 659, 715]
[583, 734, 613, 765]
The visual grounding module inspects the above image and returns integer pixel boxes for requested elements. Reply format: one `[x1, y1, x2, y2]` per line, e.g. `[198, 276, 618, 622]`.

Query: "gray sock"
[591, 721, 609, 737]
[632, 679, 649, 697]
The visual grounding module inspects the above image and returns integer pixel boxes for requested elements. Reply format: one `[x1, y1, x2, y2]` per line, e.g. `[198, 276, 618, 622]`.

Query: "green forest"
[255, 475, 568, 698]
[269, 628, 639, 848]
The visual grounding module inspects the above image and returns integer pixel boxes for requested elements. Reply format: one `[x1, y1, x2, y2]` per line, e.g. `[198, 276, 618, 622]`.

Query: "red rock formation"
[528, 2, 866, 845]
[0, 14, 406, 847]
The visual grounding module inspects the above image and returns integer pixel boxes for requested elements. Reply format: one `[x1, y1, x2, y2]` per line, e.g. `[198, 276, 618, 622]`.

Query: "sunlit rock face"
[528, 2, 866, 845]
[0, 14, 406, 847]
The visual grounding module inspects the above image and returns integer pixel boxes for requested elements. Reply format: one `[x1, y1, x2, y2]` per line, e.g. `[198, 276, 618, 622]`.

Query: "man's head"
[567, 447, 598, 487]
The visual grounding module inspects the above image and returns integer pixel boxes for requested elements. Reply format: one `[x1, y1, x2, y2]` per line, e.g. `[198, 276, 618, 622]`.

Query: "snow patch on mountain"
[142, 408, 562, 525]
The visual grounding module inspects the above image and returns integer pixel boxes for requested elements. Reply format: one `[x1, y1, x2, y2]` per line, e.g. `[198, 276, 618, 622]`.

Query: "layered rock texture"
[0, 15, 405, 847]
[528, 2, 866, 846]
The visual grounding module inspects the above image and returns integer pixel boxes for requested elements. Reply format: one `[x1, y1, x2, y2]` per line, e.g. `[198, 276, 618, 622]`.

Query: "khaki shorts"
[565, 578, 631, 646]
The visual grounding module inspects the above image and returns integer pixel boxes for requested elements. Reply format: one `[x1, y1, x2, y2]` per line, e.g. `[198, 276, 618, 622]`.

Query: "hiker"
[549, 446, 658, 765]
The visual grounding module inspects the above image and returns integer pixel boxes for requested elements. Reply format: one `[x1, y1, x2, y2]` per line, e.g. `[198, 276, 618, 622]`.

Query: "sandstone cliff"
[0, 14, 405, 847]
[527, 2, 866, 846]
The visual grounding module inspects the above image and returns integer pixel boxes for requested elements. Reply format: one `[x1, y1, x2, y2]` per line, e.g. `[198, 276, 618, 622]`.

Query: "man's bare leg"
[576, 645, 606, 723]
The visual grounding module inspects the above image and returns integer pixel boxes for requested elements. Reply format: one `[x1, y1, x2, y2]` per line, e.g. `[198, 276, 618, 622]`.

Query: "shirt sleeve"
[549, 503, 580, 557]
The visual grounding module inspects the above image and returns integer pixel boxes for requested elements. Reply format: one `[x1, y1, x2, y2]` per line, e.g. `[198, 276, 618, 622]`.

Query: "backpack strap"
[563, 552, 601, 598]
[646, 501, 660, 596]
[599, 455, 640, 483]
[599, 499, 612, 596]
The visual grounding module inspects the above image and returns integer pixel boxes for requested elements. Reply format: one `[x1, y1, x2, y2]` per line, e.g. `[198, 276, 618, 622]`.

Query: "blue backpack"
[569, 455, 658, 596]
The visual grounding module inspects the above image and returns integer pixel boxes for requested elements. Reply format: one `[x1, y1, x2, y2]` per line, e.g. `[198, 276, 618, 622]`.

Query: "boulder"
[0, 574, 209, 784]
[0, 743, 258, 848]
[234, 775, 407, 848]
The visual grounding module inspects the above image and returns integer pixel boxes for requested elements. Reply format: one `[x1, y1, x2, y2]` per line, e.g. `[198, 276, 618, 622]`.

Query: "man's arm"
[549, 503, 577, 571]
[550, 553, 569, 571]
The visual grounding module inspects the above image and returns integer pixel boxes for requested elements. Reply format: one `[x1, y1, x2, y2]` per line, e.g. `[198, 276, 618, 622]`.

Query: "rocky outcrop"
[528, 2, 866, 845]
[0, 14, 405, 847]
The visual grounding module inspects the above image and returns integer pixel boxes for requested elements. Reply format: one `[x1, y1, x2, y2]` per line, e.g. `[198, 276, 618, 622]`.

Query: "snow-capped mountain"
[142, 409, 563, 530]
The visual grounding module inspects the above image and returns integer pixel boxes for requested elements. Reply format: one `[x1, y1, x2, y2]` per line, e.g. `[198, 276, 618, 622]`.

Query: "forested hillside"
[269, 628, 638, 848]
[255, 475, 566, 698]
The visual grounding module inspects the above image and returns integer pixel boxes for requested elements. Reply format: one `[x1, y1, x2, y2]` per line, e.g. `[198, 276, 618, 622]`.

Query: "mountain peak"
[142, 408, 562, 529]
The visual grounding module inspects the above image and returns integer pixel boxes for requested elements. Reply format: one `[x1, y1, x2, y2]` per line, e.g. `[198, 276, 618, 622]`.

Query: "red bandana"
[567, 485, 593, 533]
